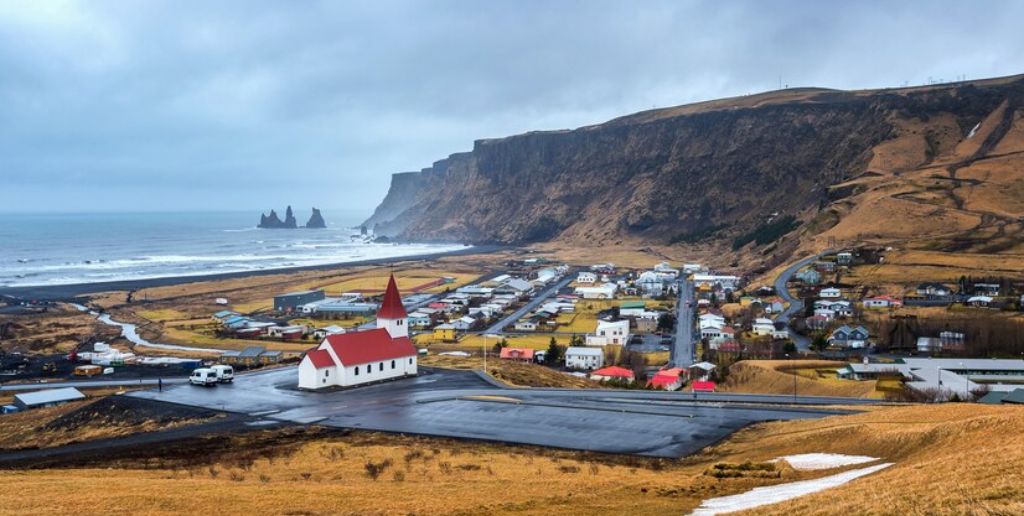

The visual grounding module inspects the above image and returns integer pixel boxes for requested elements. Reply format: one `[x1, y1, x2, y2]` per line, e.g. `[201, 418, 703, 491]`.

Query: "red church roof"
[324, 328, 416, 365]
[378, 274, 407, 319]
[305, 349, 335, 369]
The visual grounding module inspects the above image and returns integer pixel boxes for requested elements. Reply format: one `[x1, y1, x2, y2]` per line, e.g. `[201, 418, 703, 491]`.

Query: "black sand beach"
[0, 245, 505, 301]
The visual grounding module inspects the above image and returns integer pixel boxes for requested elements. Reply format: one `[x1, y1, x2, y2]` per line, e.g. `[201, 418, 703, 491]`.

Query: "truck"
[211, 364, 234, 383]
[188, 368, 218, 387]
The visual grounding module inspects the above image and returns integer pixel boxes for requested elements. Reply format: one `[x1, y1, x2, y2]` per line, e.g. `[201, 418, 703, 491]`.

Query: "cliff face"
[305, 207, 327, 228]
[367, 76, 1024, 253]
[361, 172, 423, 232]
[258, 206, 300, 229]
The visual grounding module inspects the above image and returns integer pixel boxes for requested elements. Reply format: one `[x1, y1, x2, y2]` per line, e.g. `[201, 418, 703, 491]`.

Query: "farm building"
[13, 387, 85, 410]
[274, 289, 326, 313]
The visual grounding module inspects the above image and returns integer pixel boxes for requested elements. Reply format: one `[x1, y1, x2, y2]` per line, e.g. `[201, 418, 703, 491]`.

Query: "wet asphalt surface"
[129, 367, 865, 458]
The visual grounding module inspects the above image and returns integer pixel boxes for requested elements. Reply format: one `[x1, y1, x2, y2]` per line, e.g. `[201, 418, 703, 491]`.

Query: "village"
[5, 247, 1024, 414]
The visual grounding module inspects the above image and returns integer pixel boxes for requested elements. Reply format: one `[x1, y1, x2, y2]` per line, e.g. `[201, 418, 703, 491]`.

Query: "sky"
[1, 0, 1022, 215]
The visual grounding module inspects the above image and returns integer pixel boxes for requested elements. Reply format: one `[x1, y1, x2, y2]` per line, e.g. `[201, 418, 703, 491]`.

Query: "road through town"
[774, 251, 831, 351]
[672, 279, 696, 367]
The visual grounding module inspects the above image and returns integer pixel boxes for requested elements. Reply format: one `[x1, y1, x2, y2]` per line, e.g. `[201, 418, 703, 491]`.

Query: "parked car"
[189, 368, 218, 387]
[211, 364, 234, 383]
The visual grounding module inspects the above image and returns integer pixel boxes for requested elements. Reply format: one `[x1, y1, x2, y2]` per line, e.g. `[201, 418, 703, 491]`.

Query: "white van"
[211, 364, 234, 383]
[189, 368, 218, 387]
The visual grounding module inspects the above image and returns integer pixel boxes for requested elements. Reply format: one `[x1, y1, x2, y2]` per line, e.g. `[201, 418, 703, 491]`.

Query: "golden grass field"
[719, 360, 881, 398]
[1, 401, 1022, 515]
[419, 354, 599, 388]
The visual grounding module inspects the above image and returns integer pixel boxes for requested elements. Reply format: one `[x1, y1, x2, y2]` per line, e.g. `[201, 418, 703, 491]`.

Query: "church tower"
[376, 274, 408, 338]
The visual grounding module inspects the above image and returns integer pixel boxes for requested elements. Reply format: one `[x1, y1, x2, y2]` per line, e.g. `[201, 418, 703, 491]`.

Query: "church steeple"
[377, 274, 408, 338]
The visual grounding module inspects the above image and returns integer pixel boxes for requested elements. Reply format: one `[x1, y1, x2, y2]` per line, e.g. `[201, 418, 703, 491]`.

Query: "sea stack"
[257, 206, 300, 228]
[305, 208, 327, 228]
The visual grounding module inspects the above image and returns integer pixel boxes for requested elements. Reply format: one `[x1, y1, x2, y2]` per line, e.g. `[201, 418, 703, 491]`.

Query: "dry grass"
[719, 360, 879, 398]
[3, 404, 1023, 514]
[419, 354, 599, 388]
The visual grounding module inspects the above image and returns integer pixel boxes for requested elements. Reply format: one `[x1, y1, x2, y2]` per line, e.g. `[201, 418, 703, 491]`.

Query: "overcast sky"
[1, 0, 1022, 215]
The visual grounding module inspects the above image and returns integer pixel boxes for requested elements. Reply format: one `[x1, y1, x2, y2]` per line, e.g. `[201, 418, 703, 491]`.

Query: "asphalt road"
[483, 274, 575, 334]
[672, 278, 696, 367]
[1, 377, 188, 392]
[129, 366, 874, 458]
[774, 251, 831, 352]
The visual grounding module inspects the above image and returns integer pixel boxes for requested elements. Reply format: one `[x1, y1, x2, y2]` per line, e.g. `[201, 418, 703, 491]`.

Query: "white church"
[298, 275, 418, 389]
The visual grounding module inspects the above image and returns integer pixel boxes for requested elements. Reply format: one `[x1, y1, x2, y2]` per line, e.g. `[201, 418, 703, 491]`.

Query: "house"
[916, 282, 952, 297]
[499, 347, 535, 363]
[432, 323, 456, 342]
[297, 275, 417, 390]
[819, 287, 842, 299]
[763, 298, 785, 314]
[576, 271, 598, 284]
[967, 295, 994, 307]
[13, 387, 85, 410]
[565, 347, 604, 370]
[653, 262, 680, 279]
[828, 325, 870, 349]
[815, 261, 837, 273]
[408, 312, 433, 328]
[648, 368, 683, 391]
[496, 278, 534, 296]
[692, 274, 741, 292]
[751, 318, 775, 336]
[689, 361, 716, 380]
[451, 315, 478, 331]
[618, 300, 647, 317]
[212, 310, 238, 322]
[973, 283, 1001, 296]
[806, 314, 829, 330]
[795, 269, 821, 285]
[863, 295, 901, 309]
[312, 325, 346, 340]
[586, 319, 630, 346]
[717, 340, 741, 353]
[917, 331, 966, 353]
[513, 318, 539, 332]
[590, 366, 635, 383]
[274, 289, 326, 313]
[699, 313, 726, 329]
[575, 283, 618, 299]
[267, 325, 306, 340]
[836, 251, 853, 265]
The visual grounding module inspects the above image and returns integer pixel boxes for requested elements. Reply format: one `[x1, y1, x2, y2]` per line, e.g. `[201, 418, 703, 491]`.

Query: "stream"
[72, 303, 227, 354]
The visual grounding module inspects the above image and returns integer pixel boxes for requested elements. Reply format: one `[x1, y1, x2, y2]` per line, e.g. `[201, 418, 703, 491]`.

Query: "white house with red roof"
[298, 275, 417, 390]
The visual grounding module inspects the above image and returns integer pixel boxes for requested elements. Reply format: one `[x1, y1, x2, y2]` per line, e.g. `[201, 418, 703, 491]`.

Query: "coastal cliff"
[366, 75, 1024, 263]
[305, 208, 327, 228]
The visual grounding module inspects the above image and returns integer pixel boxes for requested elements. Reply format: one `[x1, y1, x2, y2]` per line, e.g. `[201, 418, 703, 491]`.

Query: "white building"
[692, 274, 741, 292]
[575, 283, 618, 299]
[751, 318, 775, 336]
[565, 347, 604, 370]
[576, 271, 598, 284]
[819, 287, 842, 298]
[298, 275, 417, 390]
[586, 319, 630, 346]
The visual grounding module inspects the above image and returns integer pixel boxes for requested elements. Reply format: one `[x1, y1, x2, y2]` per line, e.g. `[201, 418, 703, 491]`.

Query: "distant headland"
[258, 206, 327, 229]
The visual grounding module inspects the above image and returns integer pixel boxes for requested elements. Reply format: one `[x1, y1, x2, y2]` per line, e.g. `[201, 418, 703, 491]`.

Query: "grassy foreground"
[1, 403, 1022, 514]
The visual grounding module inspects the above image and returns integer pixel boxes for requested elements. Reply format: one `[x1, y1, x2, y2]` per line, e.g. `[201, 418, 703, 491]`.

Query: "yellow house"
[433, 323, 456, 342]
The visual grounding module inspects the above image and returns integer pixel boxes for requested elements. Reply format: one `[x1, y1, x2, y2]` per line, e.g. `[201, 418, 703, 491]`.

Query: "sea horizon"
[0, 210, 465, 288]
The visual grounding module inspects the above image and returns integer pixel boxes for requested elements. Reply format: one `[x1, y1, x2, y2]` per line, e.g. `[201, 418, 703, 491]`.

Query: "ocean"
[0, 211, 465, 287]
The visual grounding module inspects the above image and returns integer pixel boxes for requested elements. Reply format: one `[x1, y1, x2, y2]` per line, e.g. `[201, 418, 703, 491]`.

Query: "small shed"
[14, 387, 85, 410]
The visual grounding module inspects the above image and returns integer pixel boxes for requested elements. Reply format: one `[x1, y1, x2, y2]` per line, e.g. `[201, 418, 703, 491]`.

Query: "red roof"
[324, 328, 416, 365]
[499, 347, 535, 360]
[305, 349, 335, 369]
[591, 366, 635, 379]
[648, 372, 682, 388]
[691, 380, 716, 392]
[720, 326, 736, 334]
[377, 274, 407, 319]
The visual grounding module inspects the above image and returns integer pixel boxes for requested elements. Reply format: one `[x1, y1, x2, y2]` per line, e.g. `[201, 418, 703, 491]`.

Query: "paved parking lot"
[131, 367, 862, 458]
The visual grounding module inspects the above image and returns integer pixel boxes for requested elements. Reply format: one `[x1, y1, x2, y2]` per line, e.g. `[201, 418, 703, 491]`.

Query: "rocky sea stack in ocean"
[258, 206, 327, 229]
[305, 208, 327, 228]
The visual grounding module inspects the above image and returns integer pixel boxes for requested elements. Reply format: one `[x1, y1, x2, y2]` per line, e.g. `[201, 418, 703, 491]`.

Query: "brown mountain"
[366, 74, 1024, 266]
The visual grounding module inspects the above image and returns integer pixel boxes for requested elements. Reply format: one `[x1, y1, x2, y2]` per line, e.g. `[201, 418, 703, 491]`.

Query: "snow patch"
[690, 463, 894, 515]
[967, 122, 981, 139]
[774, 453, 879, 470]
